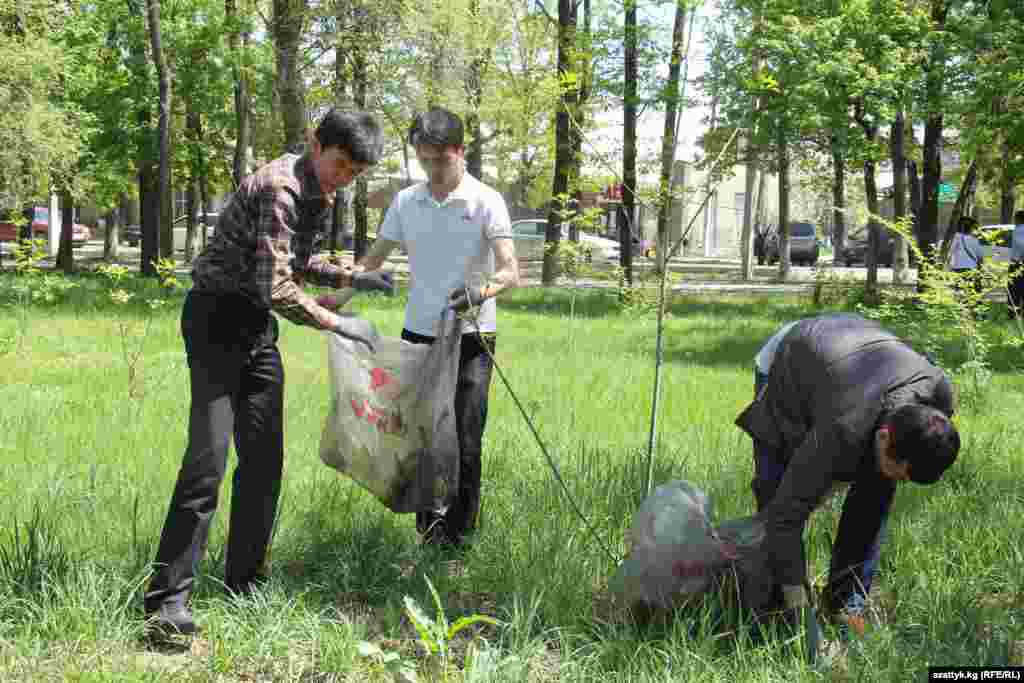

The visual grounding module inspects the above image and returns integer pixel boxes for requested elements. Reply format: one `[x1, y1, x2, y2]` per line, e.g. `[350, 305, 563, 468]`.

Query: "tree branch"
[534, 0, 556, 23]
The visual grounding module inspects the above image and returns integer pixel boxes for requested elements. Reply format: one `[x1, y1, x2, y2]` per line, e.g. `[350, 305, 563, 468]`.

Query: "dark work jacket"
[735, 314, 956, 588]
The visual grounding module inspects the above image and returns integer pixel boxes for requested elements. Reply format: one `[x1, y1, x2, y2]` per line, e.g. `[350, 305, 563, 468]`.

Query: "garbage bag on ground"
[319, 311, 462, 514]
[609, 480, 765, 610]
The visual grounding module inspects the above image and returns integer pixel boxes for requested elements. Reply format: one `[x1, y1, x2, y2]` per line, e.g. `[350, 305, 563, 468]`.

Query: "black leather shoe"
[225, 573, 268, 597]
[145, 603, 199, 636]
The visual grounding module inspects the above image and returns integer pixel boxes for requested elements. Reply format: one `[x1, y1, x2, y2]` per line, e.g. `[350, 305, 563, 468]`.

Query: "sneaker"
[145, 603, 199, 636]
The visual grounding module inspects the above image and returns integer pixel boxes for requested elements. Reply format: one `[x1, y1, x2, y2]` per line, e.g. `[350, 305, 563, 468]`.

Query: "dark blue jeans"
[145, 291, 284, 611]
[402, 329, 495, 545]
[751, 369, 893, 615]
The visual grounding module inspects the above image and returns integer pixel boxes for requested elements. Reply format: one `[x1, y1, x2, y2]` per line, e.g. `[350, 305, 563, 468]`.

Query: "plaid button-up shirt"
[191, 153, 349, 329]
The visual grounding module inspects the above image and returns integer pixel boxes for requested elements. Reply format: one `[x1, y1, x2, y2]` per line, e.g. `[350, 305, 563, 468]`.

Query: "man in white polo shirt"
[357, 107, 520, 547]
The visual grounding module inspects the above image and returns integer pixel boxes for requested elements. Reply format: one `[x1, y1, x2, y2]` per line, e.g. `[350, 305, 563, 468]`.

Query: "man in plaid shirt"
[144, 109, 393, 636]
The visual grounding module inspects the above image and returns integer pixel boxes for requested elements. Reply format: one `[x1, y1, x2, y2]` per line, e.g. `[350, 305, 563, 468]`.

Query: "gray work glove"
[351, 270, 395, 295]
[448, 283, 485, 312]
[330, 313, 380, 352]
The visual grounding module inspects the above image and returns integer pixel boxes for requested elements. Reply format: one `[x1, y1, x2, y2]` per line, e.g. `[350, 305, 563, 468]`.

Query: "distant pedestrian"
[947, 215, 983, 305]
[1009, 210, 1024, 317]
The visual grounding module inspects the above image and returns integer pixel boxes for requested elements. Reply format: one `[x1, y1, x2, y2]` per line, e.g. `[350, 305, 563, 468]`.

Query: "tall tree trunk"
[567, 0, 592, 236]
[740, 13, 763, 282]
[777, 127, 790, 281]
[754, 167, 767, 231]
[655, 0, 687, 273]
[186, 108, 204, 261]
[353, 180, 368, 261]
[57, 190, 74, 273]
[831, 140, 847, 266]
[908, 158, 922, 234]
[890, 109, 909, 281]
[184, 179, 197, 261]
[198, 158, 211, 251]
[464, 0, 486, 180]
[146, 0, 173, 261]
[331, 3, 349, 254]
[1000, 133, 1016, 223]
[273, 0, 306, 151]
[544, 0, 577, 285]
[139, 160, 159, 276]
[352, 49, 369, 261]
[919, 0, 947, 269]
[227, 0, 252, 187]
[740, 146, 757, 280]
[620, 0, 637, 286]
[864, 156, 880, 299]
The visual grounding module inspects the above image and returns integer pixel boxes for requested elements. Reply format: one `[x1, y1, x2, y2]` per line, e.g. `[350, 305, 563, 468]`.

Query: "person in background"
[1008, 209, 1024, 317]
[736, 314, 960, 644]
[144, 108, 394, 636]
[948, 215, 984, 307]
[356, 107, 520, 548]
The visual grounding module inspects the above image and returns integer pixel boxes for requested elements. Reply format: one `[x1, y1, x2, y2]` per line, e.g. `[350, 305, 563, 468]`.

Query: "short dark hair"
[884, 404, 960, 484]
[1015, 209, 1024, 225]
[958, 215, 978, 234]
[408, 107, 464, 148]
[315, 108, 384, 165]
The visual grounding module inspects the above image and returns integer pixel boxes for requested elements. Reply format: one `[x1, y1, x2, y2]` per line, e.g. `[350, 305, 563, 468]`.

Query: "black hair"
[957, 215, 978, 235]
[1015, 209, 1024, 225]
[408, 107, 464, 148]
[884, 404, 960, 484]
[315, 108, 384, 165]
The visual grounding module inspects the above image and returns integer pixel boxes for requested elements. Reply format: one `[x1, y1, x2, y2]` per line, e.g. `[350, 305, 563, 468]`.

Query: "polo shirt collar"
[416, 172, 473, 206]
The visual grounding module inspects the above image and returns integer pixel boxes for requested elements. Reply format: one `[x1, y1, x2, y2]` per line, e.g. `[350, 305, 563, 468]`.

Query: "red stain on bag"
[370, 368, 395, 390]
[351, 399, 367, 417]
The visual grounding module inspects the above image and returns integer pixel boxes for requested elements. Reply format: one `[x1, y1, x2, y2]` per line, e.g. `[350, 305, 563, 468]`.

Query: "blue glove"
[352, 270, 395, 295]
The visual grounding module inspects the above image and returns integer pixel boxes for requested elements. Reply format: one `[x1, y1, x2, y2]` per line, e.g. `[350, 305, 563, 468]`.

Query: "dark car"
[764, 221, 820, 266]
[123, 213, 218, 248]
[842, 226, 897, 267]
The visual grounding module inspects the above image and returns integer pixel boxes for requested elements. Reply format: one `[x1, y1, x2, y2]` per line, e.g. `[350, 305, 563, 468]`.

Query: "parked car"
[978, 224, 1013, 263]
[764, 221, 820, 265]
[0, 207, 91, 245]
[511, 218, 624, 262]
[123, 213, 218, 249]
[842, 226, 896, 267]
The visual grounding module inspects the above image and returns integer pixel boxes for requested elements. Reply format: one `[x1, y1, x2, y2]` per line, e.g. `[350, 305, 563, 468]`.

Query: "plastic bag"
[319, 311, 461, 514]
[609, 480, 765, 609]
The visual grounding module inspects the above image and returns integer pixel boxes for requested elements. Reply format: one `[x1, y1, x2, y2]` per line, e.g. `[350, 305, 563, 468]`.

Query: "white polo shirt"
[379, 173, 513, 336]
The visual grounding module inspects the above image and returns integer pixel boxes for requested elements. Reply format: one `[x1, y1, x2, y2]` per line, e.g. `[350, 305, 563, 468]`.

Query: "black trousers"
[401, 328, 496, 544]
[145, 290, 285, 610]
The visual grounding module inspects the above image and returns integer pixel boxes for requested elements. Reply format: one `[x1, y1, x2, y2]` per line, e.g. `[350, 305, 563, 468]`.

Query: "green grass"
[1, 270, 1024, 681]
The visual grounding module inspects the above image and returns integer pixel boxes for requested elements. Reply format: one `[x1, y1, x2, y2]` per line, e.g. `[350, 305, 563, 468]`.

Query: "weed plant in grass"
[1, 273, 1023, 680]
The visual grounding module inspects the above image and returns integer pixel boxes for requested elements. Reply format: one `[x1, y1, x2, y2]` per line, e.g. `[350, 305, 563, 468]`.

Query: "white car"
[510, 219, 621, 261]
[978, 224, 1013, 263]
[578, 231, 621, 261]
